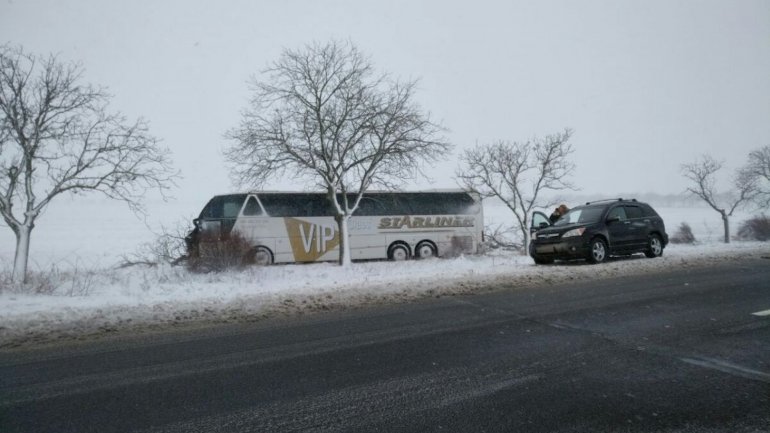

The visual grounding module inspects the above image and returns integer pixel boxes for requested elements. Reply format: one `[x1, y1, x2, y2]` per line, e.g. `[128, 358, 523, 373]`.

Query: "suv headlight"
[562, 227, 586, 238]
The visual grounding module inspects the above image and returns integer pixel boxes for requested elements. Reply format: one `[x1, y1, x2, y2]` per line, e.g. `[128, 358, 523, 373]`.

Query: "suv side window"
[624, 205, 643, 219]
[640, 204, 659, 217]
[607, 206, 627, 221]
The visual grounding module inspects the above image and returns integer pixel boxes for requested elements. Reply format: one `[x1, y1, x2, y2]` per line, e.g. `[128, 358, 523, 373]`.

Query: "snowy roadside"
[1, 242, 768, 348]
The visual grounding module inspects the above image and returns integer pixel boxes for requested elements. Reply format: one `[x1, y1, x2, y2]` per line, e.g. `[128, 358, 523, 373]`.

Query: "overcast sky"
[2, 0, 769, 204]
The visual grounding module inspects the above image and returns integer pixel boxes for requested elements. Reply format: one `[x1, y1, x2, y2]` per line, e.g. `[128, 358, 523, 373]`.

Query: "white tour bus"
[186, 190, 484, 265]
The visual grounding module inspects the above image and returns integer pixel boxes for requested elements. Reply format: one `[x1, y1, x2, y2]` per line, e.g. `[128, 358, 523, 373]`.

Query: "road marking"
[752, 309, 770, 317]
[680, 357, 770, 383]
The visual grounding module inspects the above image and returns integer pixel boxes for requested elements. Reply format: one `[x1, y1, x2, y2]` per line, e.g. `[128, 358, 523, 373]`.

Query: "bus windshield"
[199, 194, 247, 219]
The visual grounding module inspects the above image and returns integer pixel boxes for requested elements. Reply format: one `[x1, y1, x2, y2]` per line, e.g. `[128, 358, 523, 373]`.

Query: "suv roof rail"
[585, 198, 638, 205]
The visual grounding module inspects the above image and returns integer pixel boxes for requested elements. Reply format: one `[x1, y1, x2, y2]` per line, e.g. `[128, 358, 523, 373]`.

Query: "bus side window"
[309, 195, 332, 216]
[390, 194, 412, 215]
[298, 194, 321, 216]
[223, 201, 243, 218]
[356, 196, 378, 216]
[404, 194, 425, 214]
[261, 194, 296, 217]
[243, 196, 262, 216]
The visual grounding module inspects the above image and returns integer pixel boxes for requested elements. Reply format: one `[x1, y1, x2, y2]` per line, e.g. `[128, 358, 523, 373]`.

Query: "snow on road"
[1, 241, 767, 348]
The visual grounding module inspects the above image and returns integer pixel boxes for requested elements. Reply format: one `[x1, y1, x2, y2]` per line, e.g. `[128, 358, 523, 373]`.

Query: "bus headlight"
[562, 228, 586, 238]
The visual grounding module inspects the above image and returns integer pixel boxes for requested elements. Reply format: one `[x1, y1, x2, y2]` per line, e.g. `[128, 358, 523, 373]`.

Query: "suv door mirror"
[606, 216, 621, 224]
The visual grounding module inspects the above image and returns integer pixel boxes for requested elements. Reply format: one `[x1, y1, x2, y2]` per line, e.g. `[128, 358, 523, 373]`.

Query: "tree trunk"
[520, 216, 530, 256]
[721, 210, 730, 244]
[12, 225, 32, 284]
[336, 214, 352, 266]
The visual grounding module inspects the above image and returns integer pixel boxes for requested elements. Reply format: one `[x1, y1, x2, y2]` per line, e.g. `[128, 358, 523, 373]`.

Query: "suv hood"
[535, 223, 588, 238]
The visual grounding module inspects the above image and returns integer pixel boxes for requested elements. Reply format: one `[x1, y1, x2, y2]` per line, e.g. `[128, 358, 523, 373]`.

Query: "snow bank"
[1, 200, 766, 347]
[1, 241, 768, 348]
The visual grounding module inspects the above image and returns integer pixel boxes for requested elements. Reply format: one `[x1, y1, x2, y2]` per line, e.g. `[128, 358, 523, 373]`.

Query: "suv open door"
[529, 211, 551, 256]
[530, 211, 551, 235]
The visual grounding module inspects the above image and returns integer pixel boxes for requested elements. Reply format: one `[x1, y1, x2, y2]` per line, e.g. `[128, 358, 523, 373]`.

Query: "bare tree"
[681, 155, 758, 243]
[226, 40, 450, 266]
[0, 45, 176, 283]
[456, 129, 576, 253]
[744, 145, 770, 208]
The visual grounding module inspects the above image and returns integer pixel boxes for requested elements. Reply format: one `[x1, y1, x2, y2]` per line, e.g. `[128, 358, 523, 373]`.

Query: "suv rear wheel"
[587, 238, 607, 264]
[644, 234, 664, 258]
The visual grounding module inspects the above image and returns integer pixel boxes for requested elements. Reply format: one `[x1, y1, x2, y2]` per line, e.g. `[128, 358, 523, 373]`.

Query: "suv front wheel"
[587, 238, 607, 264]
[644, 234, 664, 258]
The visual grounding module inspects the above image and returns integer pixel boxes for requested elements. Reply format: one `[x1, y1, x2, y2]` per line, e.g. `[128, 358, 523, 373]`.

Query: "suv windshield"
[554, 207, 604, 226]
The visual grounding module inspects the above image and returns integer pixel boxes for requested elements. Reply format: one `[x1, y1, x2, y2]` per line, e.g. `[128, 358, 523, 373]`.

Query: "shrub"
[0, 268, 57, 295]
[187, 231, 254, 273]
[736, 215, 770, 241]
[0, 265, 95, 296]
[670, 222, 696, 244]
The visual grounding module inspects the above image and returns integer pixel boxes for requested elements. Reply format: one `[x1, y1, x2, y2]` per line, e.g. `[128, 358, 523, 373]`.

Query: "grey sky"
[2, 0, 769, 203]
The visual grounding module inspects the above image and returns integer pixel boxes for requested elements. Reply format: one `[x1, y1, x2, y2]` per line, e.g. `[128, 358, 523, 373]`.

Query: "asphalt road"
[1, 258, 769, 432]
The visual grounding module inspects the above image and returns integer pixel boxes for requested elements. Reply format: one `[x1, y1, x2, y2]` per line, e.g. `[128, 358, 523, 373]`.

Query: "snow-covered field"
[1, 198, 767, 348]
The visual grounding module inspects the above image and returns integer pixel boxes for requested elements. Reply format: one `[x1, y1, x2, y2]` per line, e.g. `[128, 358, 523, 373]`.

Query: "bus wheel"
[388, 243, 410, 261]
[416, 241, 437, 259]
[246, 246, 273, 266]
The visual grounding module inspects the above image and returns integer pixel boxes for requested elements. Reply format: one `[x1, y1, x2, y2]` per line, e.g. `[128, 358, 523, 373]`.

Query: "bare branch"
[0, 44, 178, 282]
[744, 145, 770, 208]
[225, 40, 451, 265]
[681, 155, 723, 213]
[681, 154, 758, 243]
[455, 128, 575, 254]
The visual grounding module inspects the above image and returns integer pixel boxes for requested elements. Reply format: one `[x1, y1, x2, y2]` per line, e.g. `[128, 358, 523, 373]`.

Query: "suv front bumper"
[531, 237, 590, 260]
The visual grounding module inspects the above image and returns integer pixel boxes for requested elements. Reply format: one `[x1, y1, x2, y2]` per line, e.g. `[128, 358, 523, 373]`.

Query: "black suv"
[529, 199, 668, 264]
